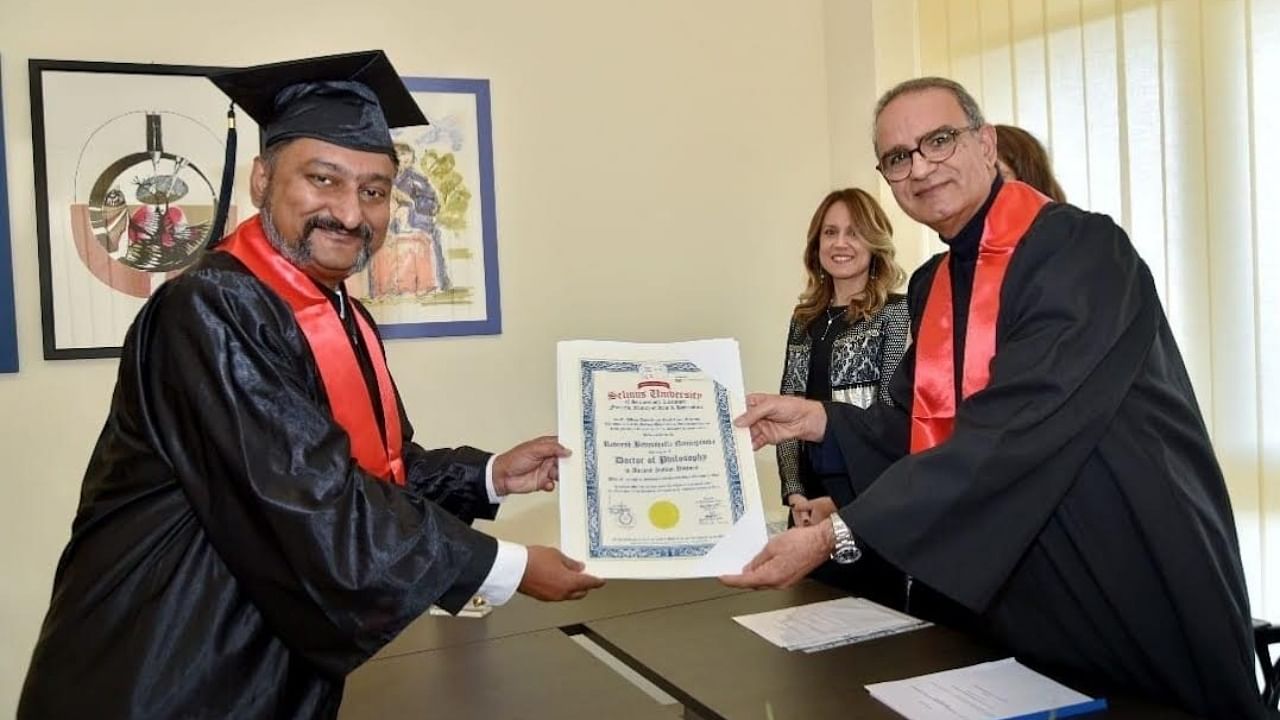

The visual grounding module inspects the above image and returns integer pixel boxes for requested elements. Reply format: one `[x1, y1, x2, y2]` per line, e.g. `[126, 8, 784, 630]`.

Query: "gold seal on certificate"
[556, 339, 767, 579]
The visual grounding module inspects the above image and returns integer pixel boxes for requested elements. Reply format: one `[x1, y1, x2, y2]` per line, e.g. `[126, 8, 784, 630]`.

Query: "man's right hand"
[734, 394, 828, 450]
[518, 546, 605, 601]
[720, 521, 834, 590]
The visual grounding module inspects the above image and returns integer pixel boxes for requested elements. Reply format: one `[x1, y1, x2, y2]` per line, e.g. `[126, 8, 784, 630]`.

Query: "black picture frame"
[30, 59, 238, 359]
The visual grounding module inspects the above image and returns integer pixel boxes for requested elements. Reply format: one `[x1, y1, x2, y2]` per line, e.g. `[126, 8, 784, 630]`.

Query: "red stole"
[219, 216, 406, 485]
[909, 181, 1050, 454]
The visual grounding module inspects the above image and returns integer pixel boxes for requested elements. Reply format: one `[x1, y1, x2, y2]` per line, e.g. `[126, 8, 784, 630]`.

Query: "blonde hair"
[794, 188, 906, 327]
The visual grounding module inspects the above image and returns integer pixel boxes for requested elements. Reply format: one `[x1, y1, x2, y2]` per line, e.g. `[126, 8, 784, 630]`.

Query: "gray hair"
[260, 199, 376, 275]
[872, 77, 986, 147]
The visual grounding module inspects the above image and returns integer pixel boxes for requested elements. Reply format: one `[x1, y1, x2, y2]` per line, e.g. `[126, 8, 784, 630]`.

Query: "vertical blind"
[899, 0, 1279, 621]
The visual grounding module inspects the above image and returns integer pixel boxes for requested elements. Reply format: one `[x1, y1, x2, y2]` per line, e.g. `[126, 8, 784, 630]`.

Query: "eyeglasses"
[876, 126, 979, 183]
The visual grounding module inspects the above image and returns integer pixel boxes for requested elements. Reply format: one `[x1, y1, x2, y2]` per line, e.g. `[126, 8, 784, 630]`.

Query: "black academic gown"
[825, 183, 1267, 719]
[19, 250, 501, 720]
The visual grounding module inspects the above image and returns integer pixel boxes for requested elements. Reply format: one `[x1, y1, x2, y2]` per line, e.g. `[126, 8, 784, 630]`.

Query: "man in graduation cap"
[723, 77, 1268, 719]
[19, 51, 603, 720]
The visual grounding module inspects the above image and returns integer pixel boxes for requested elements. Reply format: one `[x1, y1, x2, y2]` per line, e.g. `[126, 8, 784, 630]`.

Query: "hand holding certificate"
[556, 339, 768, 579]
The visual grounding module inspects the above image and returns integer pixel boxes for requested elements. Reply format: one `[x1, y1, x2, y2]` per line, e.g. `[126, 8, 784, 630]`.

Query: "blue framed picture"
[0, 56, 18, 373]
[343, 77, 502, 338]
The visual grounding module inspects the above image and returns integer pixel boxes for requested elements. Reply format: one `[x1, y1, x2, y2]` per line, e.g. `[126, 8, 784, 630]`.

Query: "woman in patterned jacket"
[776, 187, 911, 604]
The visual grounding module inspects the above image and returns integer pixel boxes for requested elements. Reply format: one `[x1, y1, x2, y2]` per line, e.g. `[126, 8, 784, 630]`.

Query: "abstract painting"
[30, 59, 256, 359]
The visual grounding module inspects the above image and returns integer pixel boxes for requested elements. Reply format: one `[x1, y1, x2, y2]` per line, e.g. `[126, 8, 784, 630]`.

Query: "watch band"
[829, 514, 861, 565]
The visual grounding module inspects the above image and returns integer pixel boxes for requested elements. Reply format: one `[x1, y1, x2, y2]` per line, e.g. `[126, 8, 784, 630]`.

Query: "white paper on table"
[865, 658, 1107, 720]
[556, 339, 767, 578]
[733, 597, 930, 652]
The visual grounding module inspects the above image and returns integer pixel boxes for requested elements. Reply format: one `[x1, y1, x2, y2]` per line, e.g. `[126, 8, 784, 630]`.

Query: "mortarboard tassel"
[206, 104, 237, 249]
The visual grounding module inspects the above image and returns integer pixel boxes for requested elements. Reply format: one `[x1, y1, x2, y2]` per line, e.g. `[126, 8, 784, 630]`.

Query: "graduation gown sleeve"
[401, 440, 498, 522]
[141, 269, 497, 676]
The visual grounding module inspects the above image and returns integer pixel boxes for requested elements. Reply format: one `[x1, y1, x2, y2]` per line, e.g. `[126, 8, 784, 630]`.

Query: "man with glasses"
[724, 77, 1265, 719]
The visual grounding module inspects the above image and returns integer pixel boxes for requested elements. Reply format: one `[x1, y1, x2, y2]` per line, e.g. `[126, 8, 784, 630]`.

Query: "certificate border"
[580, 359, 746, 559]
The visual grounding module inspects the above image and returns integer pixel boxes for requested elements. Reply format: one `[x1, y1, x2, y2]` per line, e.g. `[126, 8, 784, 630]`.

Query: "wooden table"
[341, 629, 675, 720]
[344, 579, 1198, 719]
[582, 584, 1199, 720]
[376, 578, 746, 659]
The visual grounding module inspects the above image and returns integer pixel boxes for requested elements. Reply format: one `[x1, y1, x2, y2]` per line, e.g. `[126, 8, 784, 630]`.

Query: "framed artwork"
[30, 59, 257, 359]
[1, 56, 18, 372]
[344, 77, 502, 338]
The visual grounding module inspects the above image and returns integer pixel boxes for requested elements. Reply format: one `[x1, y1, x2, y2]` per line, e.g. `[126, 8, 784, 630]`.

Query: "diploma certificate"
[557, 339, 767, 578]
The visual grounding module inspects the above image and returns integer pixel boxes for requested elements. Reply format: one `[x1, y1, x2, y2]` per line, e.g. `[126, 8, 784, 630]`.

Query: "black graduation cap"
[204, 50, 428, 246]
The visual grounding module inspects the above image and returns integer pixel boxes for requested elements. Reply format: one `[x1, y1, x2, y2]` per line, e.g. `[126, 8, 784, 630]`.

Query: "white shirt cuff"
[475, 540, 527, 606]
[484, 455, 505, 505]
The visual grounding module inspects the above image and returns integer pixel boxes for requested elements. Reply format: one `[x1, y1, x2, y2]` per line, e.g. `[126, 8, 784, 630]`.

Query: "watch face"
[832, 544, 861, 565]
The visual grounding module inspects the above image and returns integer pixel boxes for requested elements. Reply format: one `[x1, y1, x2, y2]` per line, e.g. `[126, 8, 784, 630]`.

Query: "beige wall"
[0, 0, 885, 713]
[823, 0, 937, 276]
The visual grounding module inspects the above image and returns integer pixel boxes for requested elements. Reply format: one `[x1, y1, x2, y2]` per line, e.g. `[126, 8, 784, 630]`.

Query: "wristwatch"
[828, 514, 861, 565]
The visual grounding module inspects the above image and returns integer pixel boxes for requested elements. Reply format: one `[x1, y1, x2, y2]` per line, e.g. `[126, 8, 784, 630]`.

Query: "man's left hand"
[493, 435, 571, 496]
[719, 520, 834, 589]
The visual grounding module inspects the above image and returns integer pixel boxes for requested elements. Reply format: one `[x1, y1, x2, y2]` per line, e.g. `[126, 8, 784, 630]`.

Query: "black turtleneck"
[941, 174, 1002, 401]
